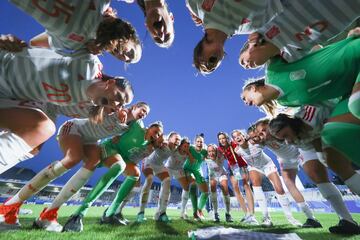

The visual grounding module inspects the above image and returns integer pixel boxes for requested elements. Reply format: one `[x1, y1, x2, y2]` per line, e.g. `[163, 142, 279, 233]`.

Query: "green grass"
[2, 204, 360, 240]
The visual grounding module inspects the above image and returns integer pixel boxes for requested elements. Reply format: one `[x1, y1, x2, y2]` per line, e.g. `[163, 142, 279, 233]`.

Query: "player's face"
[232, 131, 246, 145]
[148, 126, 163, 143]
[147, 8, 174, 47]
[132, 106, 149, 120]
[113, 40, 142, 63]
[248, 130, 260, 144]
[241, 86, 266, 106]
[198, 33, 224, 73]
[169, 134, 181, 147]
[255, 123, 269, 142]
[178, 142, 190, 154]
[195, 136, 204, 149]
[239, 45, 267, 69]
[274, 126, 297, 144]
[207, 146, 217, 159]
[217, 134, 227, 146]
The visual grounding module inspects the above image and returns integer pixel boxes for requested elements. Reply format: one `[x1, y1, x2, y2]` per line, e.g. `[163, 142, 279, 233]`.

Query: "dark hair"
[96, 18, 141, 62]
[149, 121, 163, 129]
[88, 76, 133, 124]
[131, 101, 149, 110]
[254, 118, 270, 128]
[180, 137, 190, 146]
[268, 114, 306, 138]
[242, 77, 265, 91]
[217, 131, 229, 146]
[247, 124, 256, 134]
[168, 131, 180, 139]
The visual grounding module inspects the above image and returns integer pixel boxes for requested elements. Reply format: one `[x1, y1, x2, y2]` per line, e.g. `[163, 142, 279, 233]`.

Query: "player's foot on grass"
[225, 213, 233, 223]
[261, 216, 273, 227]
[114, 212, 129, 224]
[213, 212, 220, 223]
[100, 209, 126, 226]
[157, 212, 171, 223]
[193, 212, 202, 222]
[180, 212, 188, 220]
[197, 210, 205, 221]
[33, 207, 62, 232]
[62, 214, 83, 232]
[329, 219, 360, 235]
[136, 212, 147, 223]
[0, 201, 22, 230]
[244, 215, 259, 225]
[302, 218, 322, 228]
[240, 215, 248, 223]
[286, 216, 302, 227]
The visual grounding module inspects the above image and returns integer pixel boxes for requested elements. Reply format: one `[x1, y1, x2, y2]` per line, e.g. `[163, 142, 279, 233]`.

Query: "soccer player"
[254, 118, 322, 228]
[136, 132, 181, 223]
[217, 132, 256, 224]
[205, 144, 232, 223]
[232, 128, 302, 227]
[268, 105, 360, 234]
[188, 0, 360, 73]
[62, 120, 163, 232]
[10, 0, 142, 63]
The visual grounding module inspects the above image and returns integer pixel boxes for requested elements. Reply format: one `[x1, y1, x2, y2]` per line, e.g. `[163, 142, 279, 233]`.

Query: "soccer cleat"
[213, 212, 220, 223]
[100, 209, 126, 226]
[302, 218, 323, 228]
[286, 216, 302, 227]
[240, 215, 248, 223]
[193, 212, 202, 222]
[136, 212, 147, 223]
[329, 219, 360, 235]
[62, 214, 83, 232]
[33, 207, 63, 232]
[180, 212, 188, 220]
[114, 212, 129, 224]
[197, 210, 205, 221]
[261, 216, 273, 227]
[0, 201, 22, 230]
[244, 215, 259, 225]
[157, 212, 171, 223]
[225, 213, 234, 223]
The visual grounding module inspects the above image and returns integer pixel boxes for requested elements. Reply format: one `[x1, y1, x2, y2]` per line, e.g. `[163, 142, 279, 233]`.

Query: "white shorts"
[0, 98, 46, 113]
[168, 168, 186, 179]
[279, 157, 300, 170]
[299, 148, 328, 167]
[57, 120, 97, 145]
[210, 174, 228, 183]
[229, 164, 249, 181]
[248, 162, 278, 177]
[143, 160, 168, 175]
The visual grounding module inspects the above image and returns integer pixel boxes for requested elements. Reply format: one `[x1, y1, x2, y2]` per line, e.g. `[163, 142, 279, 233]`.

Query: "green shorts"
[185, 169, 206, 185]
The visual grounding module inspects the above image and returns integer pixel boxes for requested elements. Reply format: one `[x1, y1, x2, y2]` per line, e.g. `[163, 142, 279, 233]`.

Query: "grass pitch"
[1, 204, 360, 240]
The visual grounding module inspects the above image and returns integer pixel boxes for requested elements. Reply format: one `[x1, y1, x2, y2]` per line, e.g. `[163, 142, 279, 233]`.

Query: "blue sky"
[1, 1, 316, 186]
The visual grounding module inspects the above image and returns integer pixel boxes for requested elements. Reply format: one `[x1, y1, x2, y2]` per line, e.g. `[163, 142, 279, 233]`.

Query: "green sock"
[75, 163, 123, 216]
[198, 192, 209, 211]
[189, 184, 198, 214]
[105, 176, 138, 217]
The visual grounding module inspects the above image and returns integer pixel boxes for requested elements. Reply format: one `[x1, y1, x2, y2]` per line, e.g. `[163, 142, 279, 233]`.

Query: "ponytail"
[88, 105, 105, 124]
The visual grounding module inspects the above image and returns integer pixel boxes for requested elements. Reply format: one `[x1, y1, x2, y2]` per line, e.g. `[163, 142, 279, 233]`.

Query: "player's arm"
[29, 32, 50, 48]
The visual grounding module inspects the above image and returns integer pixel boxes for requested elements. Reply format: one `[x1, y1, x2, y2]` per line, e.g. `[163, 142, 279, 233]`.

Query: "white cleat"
[34, 218, 63, 232]
[287, 217, 302, 227]
[244, 215, 259, 225]
[261, 216, 273, 227]
[180, 212, 188, 220]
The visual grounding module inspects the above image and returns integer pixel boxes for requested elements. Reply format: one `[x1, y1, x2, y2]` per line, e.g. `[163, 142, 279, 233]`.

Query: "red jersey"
[218, 141, 247, 168]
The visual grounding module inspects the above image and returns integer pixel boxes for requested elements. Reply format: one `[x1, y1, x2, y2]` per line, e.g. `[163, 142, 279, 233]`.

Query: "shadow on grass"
[155, 221, 179, 235]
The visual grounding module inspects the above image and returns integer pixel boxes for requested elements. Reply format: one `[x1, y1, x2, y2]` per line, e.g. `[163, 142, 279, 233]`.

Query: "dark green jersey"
[266, 36, 360, 107]
[183, 146, 208, 171]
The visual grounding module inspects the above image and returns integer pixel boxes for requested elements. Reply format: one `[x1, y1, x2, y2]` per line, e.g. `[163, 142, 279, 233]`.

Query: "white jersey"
[186, 0, 283, 36]
[265, 138, 300, 162]
[235, 143, 273, 169]
[292, 103, 334, 151]
[0, 48, 102, 105]
[45, 102, 97, 122]
[205, 157, 226, 179]
[11, 0, 110, 53]
[165, 150, 187, 171]
[145, 145, 172, 167]
[57, 113, 129, 144]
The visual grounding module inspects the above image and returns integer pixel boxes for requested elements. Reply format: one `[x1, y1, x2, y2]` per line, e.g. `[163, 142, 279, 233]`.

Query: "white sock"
[181, 190, 189, 214]
[48, 167, 93, 210]
[0, 132, 33, 174]
[223, 194, 231, 214]
[139, 175, 153, 213]
[277, 193, 293, 219]
[298, 202, 315, 220]
[5, 161, 67, 205]
[158, 177, 171, 214]
[253, 186, 268, 218]
[210, 192, 218, 214]
[317, 182, 354, 223]
[116, 186, 141, 214]
[344, 173, 360, 196]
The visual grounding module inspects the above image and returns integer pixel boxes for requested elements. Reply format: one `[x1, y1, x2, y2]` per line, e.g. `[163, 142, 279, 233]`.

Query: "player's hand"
[112, 136, 120, 144]
[348, 27, 360, 38]
[117, 108, 128, 124]
[0, 34, 27, 52]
